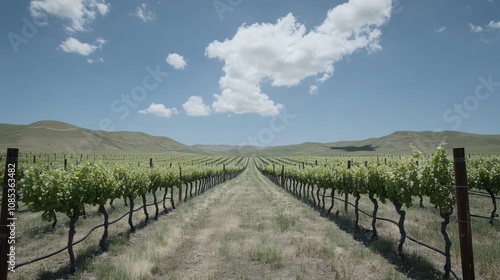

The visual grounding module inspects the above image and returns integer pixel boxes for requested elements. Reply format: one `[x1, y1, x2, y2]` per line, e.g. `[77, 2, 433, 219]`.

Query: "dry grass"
[11, 186, 184, 279]
[328, 192, 500, 280]
[14, 162, 497, 279]
[11, 163, 412, 279]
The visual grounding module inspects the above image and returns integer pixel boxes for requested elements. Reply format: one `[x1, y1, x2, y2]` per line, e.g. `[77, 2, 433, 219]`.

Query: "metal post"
[453, 148, 475, 280]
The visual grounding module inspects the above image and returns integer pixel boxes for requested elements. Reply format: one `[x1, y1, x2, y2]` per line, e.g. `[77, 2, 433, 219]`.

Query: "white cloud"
[166, 53, 187, 70]
[183, 96, 212, 116]
[309, 85, 318, 95]
[86, 57, 104, 64]
[469, 23, 484, 33]
[138, 103, 178, 118]
[59, 37, 105, 56]
[435, 26, 446, 33]
[205, 0, 392, 116]
[487, 20, 500, 30]
[95, 37, 106, 47]
[29, 0, 110, 33]
[469, 21, 500, 35]
[135, 3, 155, 22]
[212, 89, 283, 116]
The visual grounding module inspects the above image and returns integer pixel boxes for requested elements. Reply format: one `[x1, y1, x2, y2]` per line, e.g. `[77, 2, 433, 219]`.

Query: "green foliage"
[18, 156, 244, 221]
[421, 144, 455, 215]
[20, 165, 68, 220]
[72, 162, 118, 206]
[469, 156, 500, 195]
[259, 144, 458, 215]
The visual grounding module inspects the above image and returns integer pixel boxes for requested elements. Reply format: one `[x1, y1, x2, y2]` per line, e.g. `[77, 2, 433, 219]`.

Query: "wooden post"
[64, 159, 68, 171]
[1, 148, 19, 279]
[150, 158, 153, 169]
[223, 164, 226, 182]
[281, 165, 285, 187]
[345, 160, 351, 214]
[178, 165, 182, 204]
[453, 148, 475, 280]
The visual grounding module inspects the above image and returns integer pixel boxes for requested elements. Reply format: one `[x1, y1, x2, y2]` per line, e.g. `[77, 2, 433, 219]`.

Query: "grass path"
[77, 161, 408, 280]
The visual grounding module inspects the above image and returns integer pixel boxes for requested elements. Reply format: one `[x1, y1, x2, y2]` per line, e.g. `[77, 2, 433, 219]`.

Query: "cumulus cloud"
[469, 20, 500, 35]
[29, 0, 110, 33]
[138, 103, 178, 118]
[469, 23, 484, 33]
[205, 0, 392, 116]
[435, 26, 446, 33]
[166, 53, 187, 70]
[59, 37, 105, 56]
[87, 57, 104, 64]
[309, 85, 318, 95]
[487, 20, 500, 30]
[183, 96, 212, 116]
[134, 3, 155, 22]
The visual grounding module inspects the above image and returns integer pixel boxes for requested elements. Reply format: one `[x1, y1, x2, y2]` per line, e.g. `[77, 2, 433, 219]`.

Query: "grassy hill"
[1, 121, 499, 156]
[256, 130, 500, 156]
[0, 121, 209, 155]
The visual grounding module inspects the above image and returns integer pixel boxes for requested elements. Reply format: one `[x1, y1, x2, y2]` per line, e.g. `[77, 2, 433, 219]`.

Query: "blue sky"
[1, 0, 499, 146]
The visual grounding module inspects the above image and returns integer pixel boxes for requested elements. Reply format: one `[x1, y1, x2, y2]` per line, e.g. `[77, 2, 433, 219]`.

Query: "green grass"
[275, 209, 297, 232]
[248, 245, 284, 269]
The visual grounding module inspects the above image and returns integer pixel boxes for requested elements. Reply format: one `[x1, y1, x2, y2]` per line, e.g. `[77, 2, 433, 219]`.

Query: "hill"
[256, 130, 500, 156]
[0, 121, 499, 155]
[0, 121, 208, 155]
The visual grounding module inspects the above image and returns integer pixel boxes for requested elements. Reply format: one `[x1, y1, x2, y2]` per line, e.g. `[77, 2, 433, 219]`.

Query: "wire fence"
[14, 197, 167, 269]
[332, 196, 460, 280]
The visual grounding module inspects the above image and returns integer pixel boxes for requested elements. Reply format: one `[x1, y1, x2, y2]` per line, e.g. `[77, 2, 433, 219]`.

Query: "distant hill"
[192, 144, 263, 152]
[0, 121, 499, 155]
[0, 120, 208, 155]
[257, 131, 500, 156]
[192, 144, 241, 152]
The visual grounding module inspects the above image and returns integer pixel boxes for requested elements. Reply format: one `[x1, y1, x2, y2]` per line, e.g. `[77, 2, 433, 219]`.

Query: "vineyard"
[1, 148, 499, 279]
[256, 145, 500, 279]
[1, 154, 246, 278]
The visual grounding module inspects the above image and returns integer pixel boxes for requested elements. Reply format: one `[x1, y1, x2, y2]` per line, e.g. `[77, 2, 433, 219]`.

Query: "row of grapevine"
[17, 160, 246, 273]
[257, 145, 496, 278]
[468, 157, 500, 223]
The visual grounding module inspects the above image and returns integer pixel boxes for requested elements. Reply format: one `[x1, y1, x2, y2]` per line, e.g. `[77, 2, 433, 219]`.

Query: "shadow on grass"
[329, 144, 378, 152]
[323, 211, 443, 279]
[34, 208, 172, 280]
[295, 196, 444, 279]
